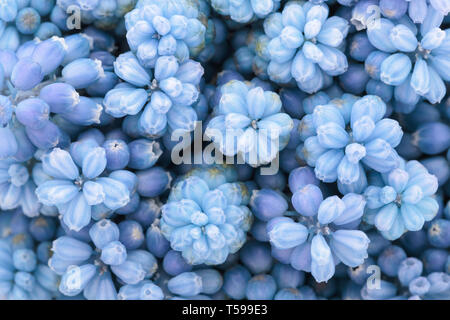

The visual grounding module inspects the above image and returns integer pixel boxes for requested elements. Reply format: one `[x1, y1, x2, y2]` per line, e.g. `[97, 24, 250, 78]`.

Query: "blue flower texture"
[0, 0, 447, 301]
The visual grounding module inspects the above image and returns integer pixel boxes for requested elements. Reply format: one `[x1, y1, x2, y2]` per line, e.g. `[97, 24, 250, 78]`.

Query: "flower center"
[251, 119, 258, 130]
[149, 79, 158, 91]
[74, 177, 85, 190]
[415, 43, 431, 60]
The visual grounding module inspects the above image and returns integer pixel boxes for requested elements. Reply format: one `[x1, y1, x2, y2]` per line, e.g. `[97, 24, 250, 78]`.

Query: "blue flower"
[0, 0, 62, 49]
[205, 80, 293, 167]
[263, 2, 349, 92]
[124, 0, 206, 65]
[210, 0, 281, 24]
[365, 0, 449, 26]
[104, 52, 203, 138]
[365, 10, 449, 105]
[0, 35, 114, 157]
[161, 166, 253, 265]
[0, 158, 40, 217]
[302, 95, 403, 189]
[50, 218, 160, 300]
[361, 254, 450, 300]
[364, 160, 439, 240]
[429, 0, 450, 16]
[0, 239, 59, 299]
[118, 280, 164, 300]
[267, 184, 369, 283]
[35, 146, 132, 231]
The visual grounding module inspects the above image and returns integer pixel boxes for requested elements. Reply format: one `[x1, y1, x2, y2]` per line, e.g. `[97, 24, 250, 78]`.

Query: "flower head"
[211, 0, 281, 24]
[302, 94, 403, 189]
[50, 218, 160, 299]
[0, 238, 59, 299]
[125, 0, 206, 65]
[161, 166, 253, 265]
[268, 183, 369, 283]
[35, 145, 133, 231]
[264, 2, 349, 92]
[205, 80, 293, 167]
[104, 52, 203, 138]
[364, 7, 449, 105]
[364, 160, 439, 240]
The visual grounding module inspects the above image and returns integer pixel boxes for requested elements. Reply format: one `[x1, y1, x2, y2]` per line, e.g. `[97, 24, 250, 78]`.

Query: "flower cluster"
[0, 0, 64, 50]
[267, 180, 369, 283]
[302, 94, 403, 189]
[51, 218, 160, 299]
[124, 0, 206, 64]
[0, 0, 447, 301]
[104, 52, 203, 138]
[210, 0, 281, 24]
[161, 166, 253, 265]
[364, 160, 439, 240]
[206, 80, 293, 167]
[264, 2, 349, 92]
[365, 15, 449, 105]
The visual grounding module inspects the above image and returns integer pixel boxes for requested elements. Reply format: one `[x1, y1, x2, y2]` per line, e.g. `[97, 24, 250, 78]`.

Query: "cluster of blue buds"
[211, 0, 281, 24]
[206, 80, 293, 166]
[0, 0, 447, 301]
[268, 183, 369, 283]
[364, 160, 439, 240]
[51, 218, 160, 299]
[35, 146, 133, 231]
[361, 247, 450, 300]
[125, 0, 207, 63]
[302, 94, 403, 191]
[0, 0, 63, 49]
[0, 238, 59, 299]
[365, 13, 449, 105]
[264, 2, 349, 92]
[161, 166, 253, 265]
[104, 52, 203, 138]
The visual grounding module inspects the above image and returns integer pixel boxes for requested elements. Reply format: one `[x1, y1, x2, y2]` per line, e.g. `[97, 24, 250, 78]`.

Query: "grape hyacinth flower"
[0, 158, 40, 217]
[0, 0, 448, 302]
[0, 239, 59, 299]
[361, 254, 450, 300]
[0, 37, 107, 158]
[364, 160, 439, 240]
[365, 10, 450, 106]
[10, 36, 68, 91]
[267, 183, 369, 283]
[302, 95, 403, 189]
[124, 0, 206, 65]
[35, 146, 132, 231]
[117, 280, 164, 300]
[104, 52, 203, 138]
[264, 1, 349, 92]
[210, 0, 281, 24]
[372, 0, 450, 25]
[0, 0, 61, 50]
[160, 166, 253, 265]
[50, 219, 159, 300]
[205, 80, 294, 167]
